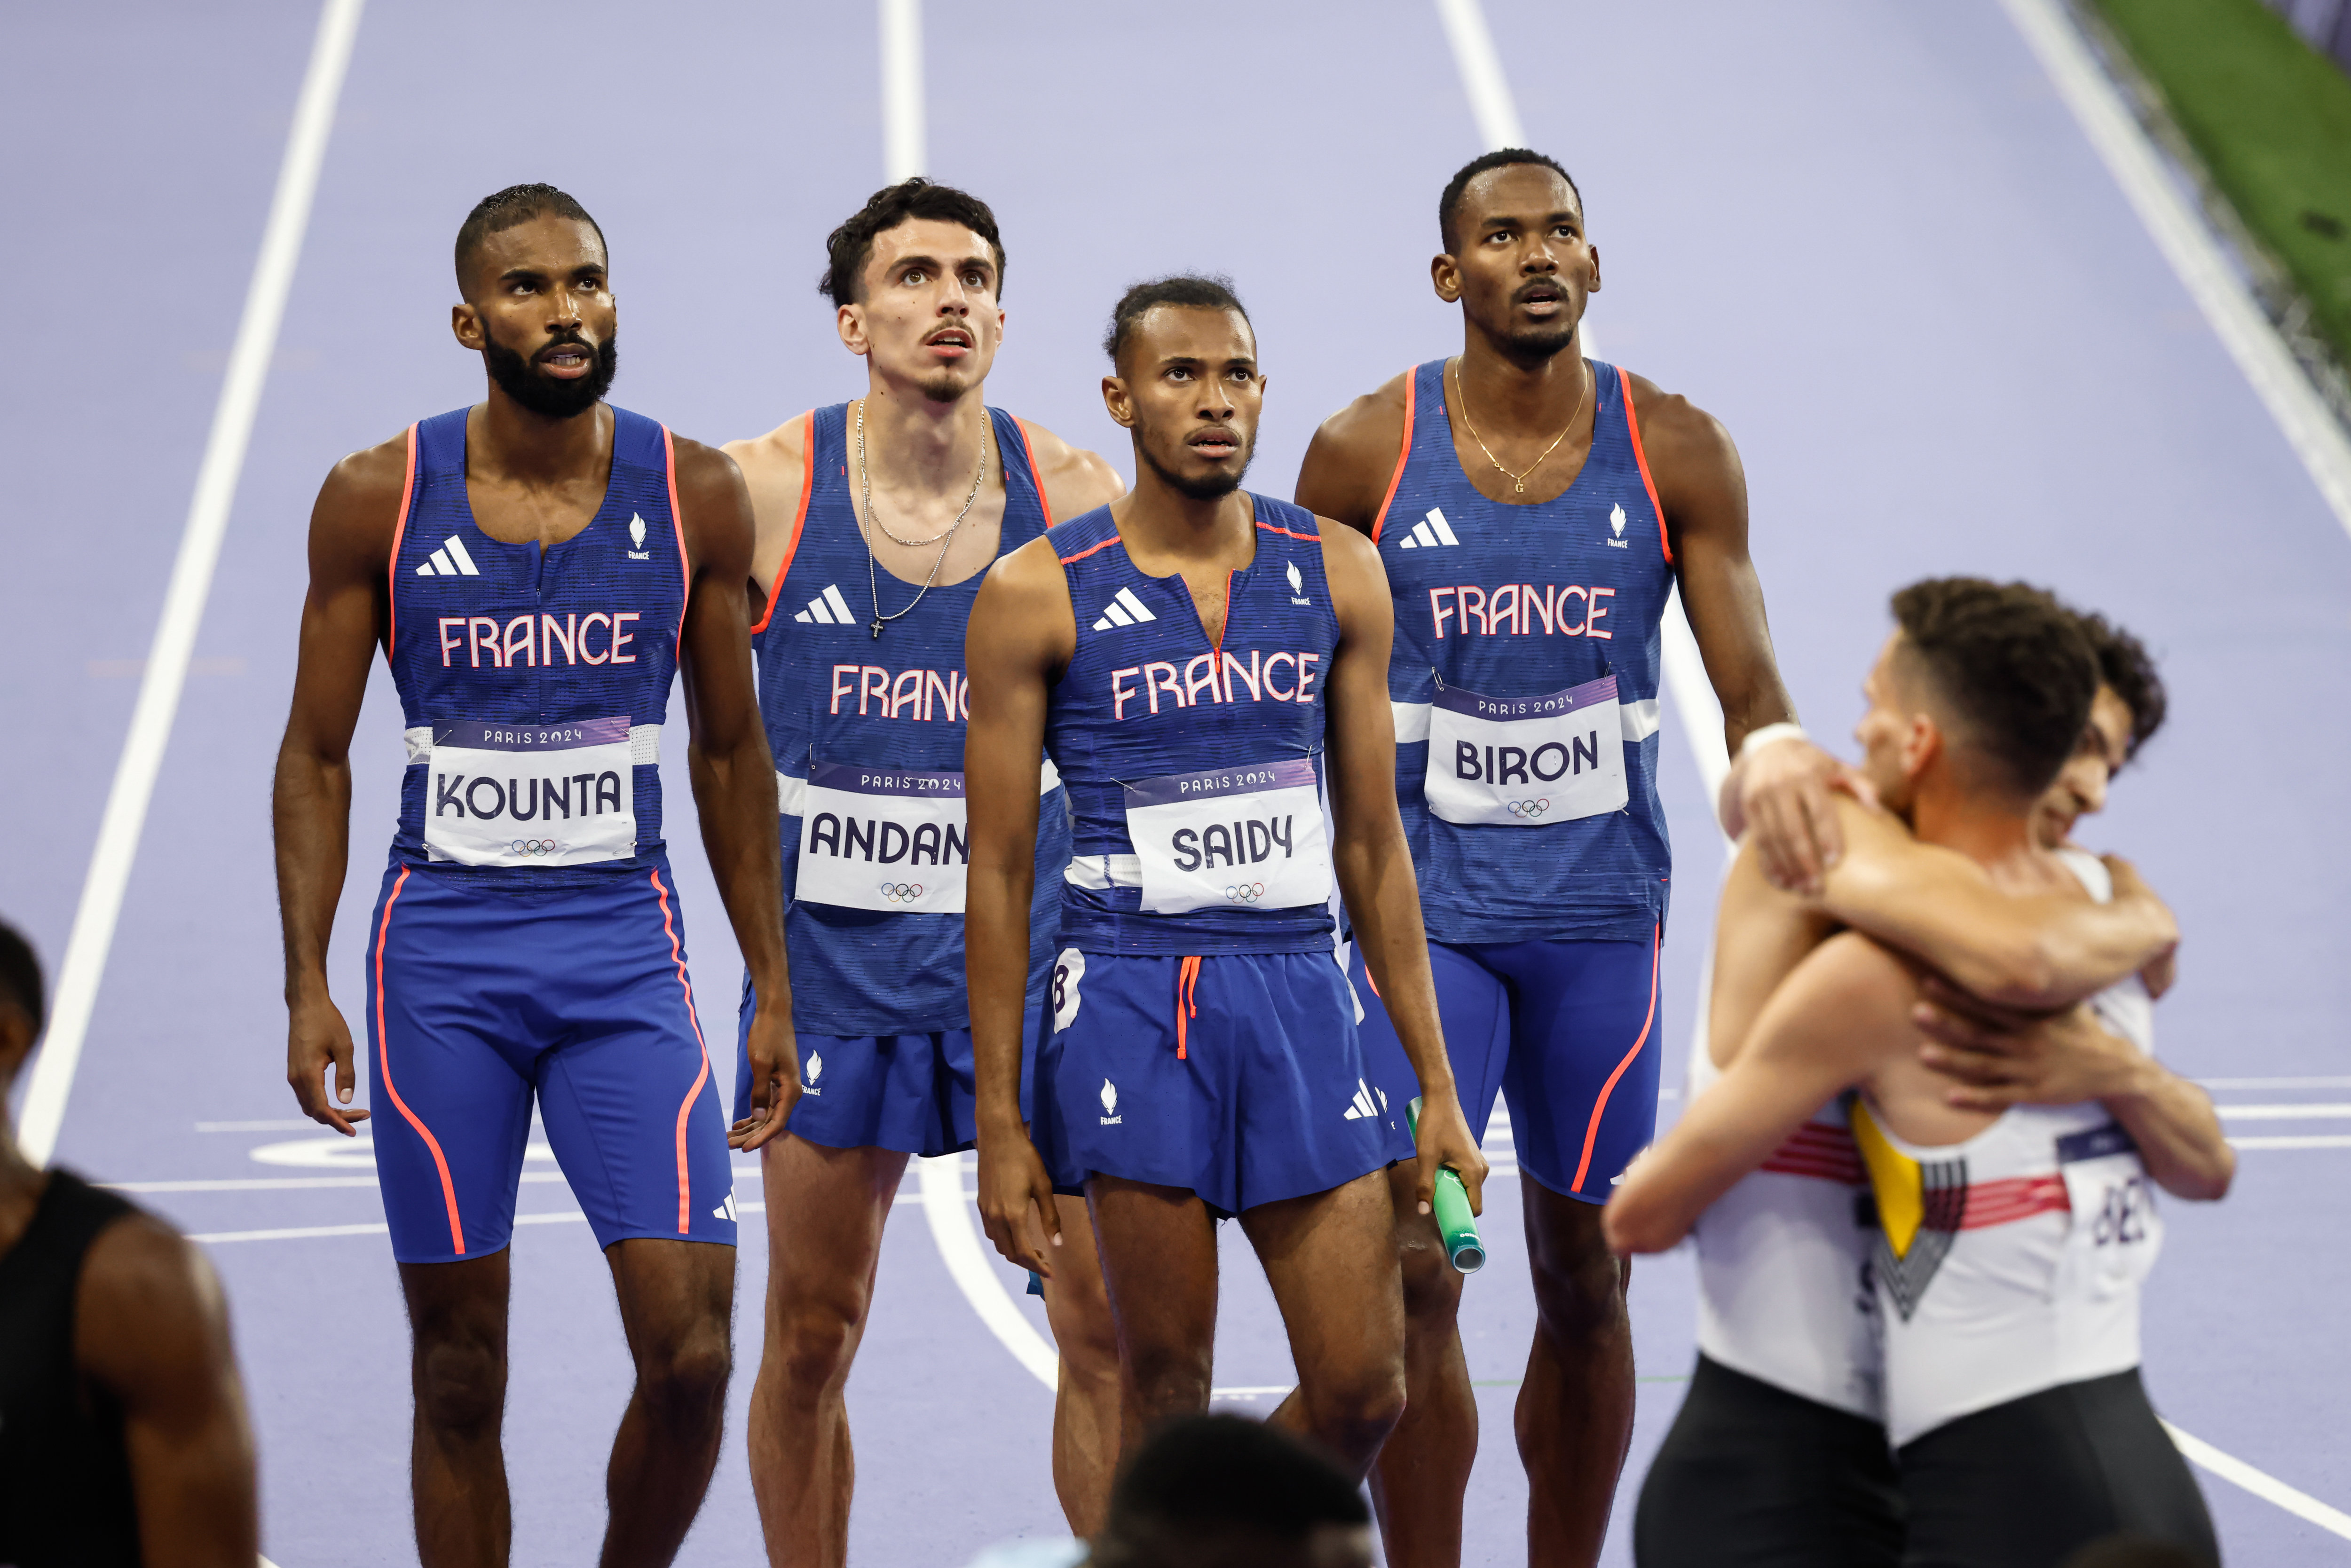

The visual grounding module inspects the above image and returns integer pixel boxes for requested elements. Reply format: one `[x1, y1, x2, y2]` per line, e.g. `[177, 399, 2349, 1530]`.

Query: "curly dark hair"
[1438, 148, 1583, 253]
[454, 183, 604, 297]
[1890, 577, 2099, 798]
[818, 178, 1005, 307]
[1101, 274, 1252, 371]
[2072, 609, 2167, 762]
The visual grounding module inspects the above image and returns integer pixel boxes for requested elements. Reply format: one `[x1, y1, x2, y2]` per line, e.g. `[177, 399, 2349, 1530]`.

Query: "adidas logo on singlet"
[794, 584, 857, 625]
[1341, 1079, 1384, 1121]
[1092, 586, 1158, 632]
[414, 534, 482, 576]
[1395, 508, 1461, 550]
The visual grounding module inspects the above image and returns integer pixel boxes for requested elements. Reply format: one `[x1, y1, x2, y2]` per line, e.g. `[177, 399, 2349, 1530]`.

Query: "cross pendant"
[870, 618, 884, 639]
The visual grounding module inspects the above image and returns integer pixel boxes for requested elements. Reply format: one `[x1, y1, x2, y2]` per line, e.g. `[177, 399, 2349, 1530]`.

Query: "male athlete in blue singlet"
[274, 185, 786, 1567]
[964, 277, 1489, 1481]
[720, 181, 1126, 1561]
[1292, 149, 1845, 1565]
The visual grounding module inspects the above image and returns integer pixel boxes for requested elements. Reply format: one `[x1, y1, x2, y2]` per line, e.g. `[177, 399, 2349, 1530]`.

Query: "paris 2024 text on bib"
[1123, 757, 1332, 914]
[426, 717, 637, 867]
[1424, 672, 1628, 827]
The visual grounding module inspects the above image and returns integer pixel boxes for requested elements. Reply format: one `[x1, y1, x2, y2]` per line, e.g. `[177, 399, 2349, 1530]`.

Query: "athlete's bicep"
[964, 541, 1070, 864]
[673, 443, 764, 753]
[1318, 522, 1400, 838]
[285, 447, 402, 760]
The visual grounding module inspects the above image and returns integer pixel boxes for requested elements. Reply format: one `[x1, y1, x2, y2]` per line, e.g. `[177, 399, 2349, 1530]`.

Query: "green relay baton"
[1407, 1096, 1485, 1274]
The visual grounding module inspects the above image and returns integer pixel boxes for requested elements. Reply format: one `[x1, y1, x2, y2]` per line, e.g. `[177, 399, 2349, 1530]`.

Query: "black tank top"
[0, 1168, 143, 1568]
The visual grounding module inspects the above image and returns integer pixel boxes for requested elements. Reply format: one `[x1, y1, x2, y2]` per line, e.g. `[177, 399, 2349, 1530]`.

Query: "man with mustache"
[1291, 147, 1844, 1564]
[963, 276, 1487, 1480]
[274, 183, 785, 1567]
[720, 179, 1126, 1562]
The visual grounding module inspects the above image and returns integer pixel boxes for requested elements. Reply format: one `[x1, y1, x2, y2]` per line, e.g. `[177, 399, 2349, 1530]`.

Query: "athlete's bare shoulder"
[1009, 417, 1124, 520]
[974, 531, 1077, 667]
[1296, 367, 1416, 532]
[1619, 369, 1741, 496]
[308, 427, 413, 576]
[726, 413, 813, 591]
[668, 434, 754, 569]
[75, 1208, 233, 1386]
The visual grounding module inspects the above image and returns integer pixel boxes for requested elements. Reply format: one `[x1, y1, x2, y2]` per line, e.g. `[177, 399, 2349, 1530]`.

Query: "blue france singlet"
[1049, 496, 1341, 957]
[752, 403, 1067, 1035]
[1374, 359, 1673, 943]
[387, 405, 686, 892]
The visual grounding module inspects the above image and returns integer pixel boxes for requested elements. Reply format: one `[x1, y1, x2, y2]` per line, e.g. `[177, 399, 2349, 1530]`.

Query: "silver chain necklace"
[856, 398, 989, 638]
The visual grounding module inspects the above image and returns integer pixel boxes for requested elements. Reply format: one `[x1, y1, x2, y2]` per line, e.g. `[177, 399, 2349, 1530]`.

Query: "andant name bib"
[425, 717, 636, 867]
[1423, 672, 1628, 827]
[1122, 758, 1331, 914]
[796, 761, 968, 914]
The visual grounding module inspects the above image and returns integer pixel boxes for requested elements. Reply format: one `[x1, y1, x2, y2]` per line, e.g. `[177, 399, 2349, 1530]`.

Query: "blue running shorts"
[732, 977, 1046, 1160]
[363, 861, 738, 1264]
[1349, 930, 1661, 1203]
[1033, 948, 1412, 1217]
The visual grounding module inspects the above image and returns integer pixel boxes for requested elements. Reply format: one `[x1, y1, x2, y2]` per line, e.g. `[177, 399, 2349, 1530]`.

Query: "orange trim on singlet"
[372, 867, 465, 1255]
[1014, 417, 1055, 528]
[1960, 1174, 2072, 1227]
[663, 425, 691, 658]
[1617, 367, 1673, 567]
[1369, 369, 1416, 544]
[1058, 534, 1124, 565]
[384, 424, 419, 658]
[652, 868, 715, 1235]
[1175, 956, 1203, 1060]
[748, 410, 816, 636]
[1254, 521, 1320, 544]
[1570, 923, 1661, 1193]
[1759, 1123, 1866, 1185]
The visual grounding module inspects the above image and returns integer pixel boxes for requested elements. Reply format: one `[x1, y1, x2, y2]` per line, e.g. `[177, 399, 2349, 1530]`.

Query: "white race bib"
[1423, 673, 1629, 827]
[425, 717, 636, 867]
[796, 762, 968, 913]
[1122, 758, 1332, 915]
[2056, 1122, 2163, 1302]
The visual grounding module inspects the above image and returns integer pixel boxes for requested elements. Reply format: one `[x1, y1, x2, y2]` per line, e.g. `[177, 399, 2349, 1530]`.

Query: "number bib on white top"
[2055, 1121, 2163, 1301]
[426, 717, 636, 867]
[1424, 672, 1629, 827]
[796, 761, 968, 914]
[1122, 758, 1332, 914]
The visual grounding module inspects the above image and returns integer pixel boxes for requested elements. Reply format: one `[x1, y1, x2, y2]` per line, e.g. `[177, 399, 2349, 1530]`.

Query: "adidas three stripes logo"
[414, 534, 481, 576]
[1091, 586, 1158, 632]
[1394, 508, 1461, 550]
[794, 584, 857, 624]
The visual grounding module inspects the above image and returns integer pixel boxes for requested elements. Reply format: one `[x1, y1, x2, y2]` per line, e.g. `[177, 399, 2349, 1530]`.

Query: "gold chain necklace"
[1451, 357, 1588, 494]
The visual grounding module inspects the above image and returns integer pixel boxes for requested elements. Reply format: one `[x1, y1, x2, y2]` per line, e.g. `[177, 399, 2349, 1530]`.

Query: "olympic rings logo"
[508, 839, 568, 856]
[878, 882, 925, 903]
[1506, 799, 1551, 819]
[1223, 882, 1268, 905]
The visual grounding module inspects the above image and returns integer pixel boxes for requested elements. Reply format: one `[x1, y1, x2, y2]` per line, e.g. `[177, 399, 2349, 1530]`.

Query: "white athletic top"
[1856, 848, 2161, 1448]
[1688, 1015, 1884, 1418]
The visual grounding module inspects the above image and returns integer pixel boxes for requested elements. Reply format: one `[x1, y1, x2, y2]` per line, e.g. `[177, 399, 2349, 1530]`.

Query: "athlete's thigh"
[366, 866, 537, 1264]
[607, 1234, 736, 1355]
[1085, 1175, 1220, 1362]
[1349, 938, 1511, 1141]
[1897, 1386, 2120, 1568]
[757, 1134, 908, 1321]
[530, 868, 738, 1253]
[1492, 931, 1663, 1202]
[1238, 1168, 1405, 1379]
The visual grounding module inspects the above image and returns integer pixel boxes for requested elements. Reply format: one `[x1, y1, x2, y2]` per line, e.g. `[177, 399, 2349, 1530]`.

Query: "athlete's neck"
[1456, 321, 1589, 440]
[470, 392, 613, 489]
[1113, 468, 1255, 571]
[855, 379, 992, 497]
[1908, 773, 2045, 878]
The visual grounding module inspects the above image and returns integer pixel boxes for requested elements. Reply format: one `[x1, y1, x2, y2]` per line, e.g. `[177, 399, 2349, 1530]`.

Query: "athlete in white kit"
[1631, 602, 2184, 1568]
[722, 181, 1126, 1560]
[1610, 579, 2230, 1568]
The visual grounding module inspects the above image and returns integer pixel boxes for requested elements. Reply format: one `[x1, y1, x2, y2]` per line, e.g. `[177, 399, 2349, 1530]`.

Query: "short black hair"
[454, 183, 606, 298]
[1439, 148, 1584, 253]
[1102, 275, 1252, 371]
[2072, 609, 2167, 763]
[1089, 1414, 1369, 1568]
[1890, 577, 2100, 798]
[818, 178, 1006, 307]
[0, 920, 44, 1039]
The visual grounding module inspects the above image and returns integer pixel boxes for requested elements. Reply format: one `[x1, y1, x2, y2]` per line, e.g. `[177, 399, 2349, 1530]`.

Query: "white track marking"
[915, 1154, 1059, 1390]
[1999, 0, 2351, 539]
[2163, 1422, 2351, 1542]
[16, 0, 366, 1167]
[2217, 1103, 2351, 1119]
[2228, 1135, 2351, 1151]
[1436, 0, 2351, 1535]
[196, 1119, 319, 1133]
[2199, 1076, 2351, 1091]
[878, 0, 925, 181]
[193, 1221, 391, 1245]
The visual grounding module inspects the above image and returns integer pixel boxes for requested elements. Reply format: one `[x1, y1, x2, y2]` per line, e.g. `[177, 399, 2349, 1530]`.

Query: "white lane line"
[2228, 1135, 2351, 1151]
[196, 1119, 320, 1133]
[16, 0, 367, 1168]
[878, 0, 925, 181]
[2200, 1076, 2351, 1091]
[916, 1153, 1058, 1391]
[2165, 1422, 2351, 1542]
[1439, 0, 2351, 1536]
[2217, 1103, 2351, 1119]
[1999, 0, 2351, 539]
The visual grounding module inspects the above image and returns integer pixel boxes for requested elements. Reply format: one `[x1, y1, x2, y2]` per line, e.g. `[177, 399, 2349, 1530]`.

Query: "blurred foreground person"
[1089, 1414, 1374, 1568]
[0, 920, 259, 1566]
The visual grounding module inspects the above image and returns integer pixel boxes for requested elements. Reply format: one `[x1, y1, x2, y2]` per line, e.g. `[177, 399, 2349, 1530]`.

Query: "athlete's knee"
[639, 1319, 732, 1422]
[1045, 1273, 1120, 1383]
[770, 1277, 870, 1399]
[1527, 1200, 1628, 1340]
[1302, 1355, 1409, 1462]
[1398, 1219, 1466, 1335]
[1123, 1339, 1215, 1419]
[413, 1332, 506, 1435]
